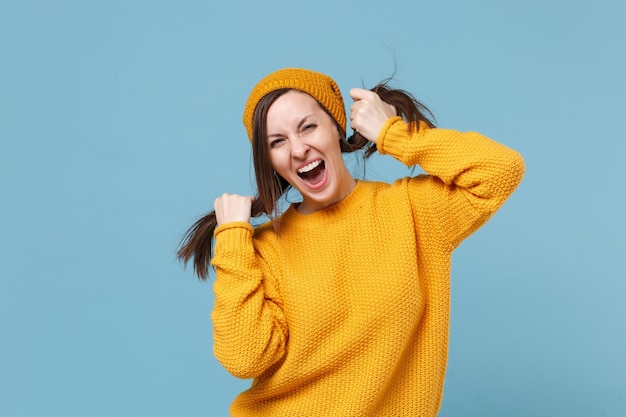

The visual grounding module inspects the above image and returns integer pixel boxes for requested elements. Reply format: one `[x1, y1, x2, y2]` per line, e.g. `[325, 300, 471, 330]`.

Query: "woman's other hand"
[349, 88, 396, 144]
[214, 193, 254, 226]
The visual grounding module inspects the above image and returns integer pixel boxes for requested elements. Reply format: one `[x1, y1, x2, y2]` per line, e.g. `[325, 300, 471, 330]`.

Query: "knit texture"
[242, 68, 346, 141]
[211, 118, 525, 416]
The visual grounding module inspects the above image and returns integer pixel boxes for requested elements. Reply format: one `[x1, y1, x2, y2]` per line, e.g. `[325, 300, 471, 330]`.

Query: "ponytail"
[178, 89, 291, 280]
[177, 199, 267, 280]
[345, 83, 435, 157]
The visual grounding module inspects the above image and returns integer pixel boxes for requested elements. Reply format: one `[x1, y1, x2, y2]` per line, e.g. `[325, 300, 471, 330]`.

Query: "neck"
[297, 172, 357, 215]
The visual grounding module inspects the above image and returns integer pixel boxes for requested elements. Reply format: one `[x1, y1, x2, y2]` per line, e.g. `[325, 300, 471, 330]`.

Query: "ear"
[336, 126, 346, 141]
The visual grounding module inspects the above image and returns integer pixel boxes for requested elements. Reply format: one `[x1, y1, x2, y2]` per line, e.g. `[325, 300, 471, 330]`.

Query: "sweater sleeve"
[210, 222, 288, 379]
[378, 117, 525, 249]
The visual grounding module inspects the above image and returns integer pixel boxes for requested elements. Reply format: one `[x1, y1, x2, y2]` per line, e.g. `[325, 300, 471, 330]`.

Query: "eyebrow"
[267, 114, 315, 138]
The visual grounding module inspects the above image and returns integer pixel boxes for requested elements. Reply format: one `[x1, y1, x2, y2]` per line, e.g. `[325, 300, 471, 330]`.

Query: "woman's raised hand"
[349, 88, 397, 144]
[214, 193, 254, 226]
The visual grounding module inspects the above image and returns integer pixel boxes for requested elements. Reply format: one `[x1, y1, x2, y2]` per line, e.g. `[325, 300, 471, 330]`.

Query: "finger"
[242, 195, 255, 208]
[213, 194, 254, 225]
[349, 87, 374, 102]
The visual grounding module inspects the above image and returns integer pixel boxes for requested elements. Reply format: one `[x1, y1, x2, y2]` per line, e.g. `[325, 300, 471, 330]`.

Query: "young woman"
[178, 68, 525, 416]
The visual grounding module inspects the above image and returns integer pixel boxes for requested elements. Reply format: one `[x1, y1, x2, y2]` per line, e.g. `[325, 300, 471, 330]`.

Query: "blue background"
[1, 0, 624, 415]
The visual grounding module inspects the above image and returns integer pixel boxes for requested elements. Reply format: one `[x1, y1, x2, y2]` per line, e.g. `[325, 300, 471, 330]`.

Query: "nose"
[290, 138, 310, 160]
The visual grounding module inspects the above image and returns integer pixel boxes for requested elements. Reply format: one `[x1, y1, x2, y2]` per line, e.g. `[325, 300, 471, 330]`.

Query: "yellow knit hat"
[242, 68, 346, 142]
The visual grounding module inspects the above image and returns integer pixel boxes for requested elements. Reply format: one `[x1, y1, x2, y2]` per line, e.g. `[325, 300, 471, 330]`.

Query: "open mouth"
[297, 160, 326, 185]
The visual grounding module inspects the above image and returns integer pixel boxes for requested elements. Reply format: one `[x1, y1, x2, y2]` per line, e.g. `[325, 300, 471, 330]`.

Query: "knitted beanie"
[242, 68, 346, 142]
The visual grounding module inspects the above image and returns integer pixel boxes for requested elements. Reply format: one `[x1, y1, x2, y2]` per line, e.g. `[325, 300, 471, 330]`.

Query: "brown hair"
[177, 82, 435, 279]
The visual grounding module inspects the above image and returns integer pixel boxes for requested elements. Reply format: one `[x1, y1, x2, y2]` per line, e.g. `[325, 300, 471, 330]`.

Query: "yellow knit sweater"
[211, 117, 525, 416]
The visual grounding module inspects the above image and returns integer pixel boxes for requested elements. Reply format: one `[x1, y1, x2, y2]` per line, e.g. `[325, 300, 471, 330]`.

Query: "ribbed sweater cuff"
[378, 116, 408, 157]
[214, 222, 254, 251]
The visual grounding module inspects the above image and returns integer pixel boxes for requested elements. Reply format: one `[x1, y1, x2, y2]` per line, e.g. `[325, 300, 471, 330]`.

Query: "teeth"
[298, 160, 322, 174]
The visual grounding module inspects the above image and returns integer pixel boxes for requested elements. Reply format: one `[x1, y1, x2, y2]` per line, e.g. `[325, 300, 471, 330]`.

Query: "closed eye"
[269, 137, 285, 148]
[302, 123, 316, 132]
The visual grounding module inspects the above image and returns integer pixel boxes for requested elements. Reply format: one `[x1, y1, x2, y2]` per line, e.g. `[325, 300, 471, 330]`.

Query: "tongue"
[300, 162, 325, 185]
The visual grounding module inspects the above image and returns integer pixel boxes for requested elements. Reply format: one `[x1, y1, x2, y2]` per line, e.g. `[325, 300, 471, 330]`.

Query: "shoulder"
[365, 176, 431, 198]
[357, 179, 393, 194]
[252, 219, 278, 243]
[352, 179, 422, 215]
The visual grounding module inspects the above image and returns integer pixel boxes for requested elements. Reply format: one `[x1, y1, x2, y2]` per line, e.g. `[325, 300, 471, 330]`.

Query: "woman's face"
[265, 90, 355, 214]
